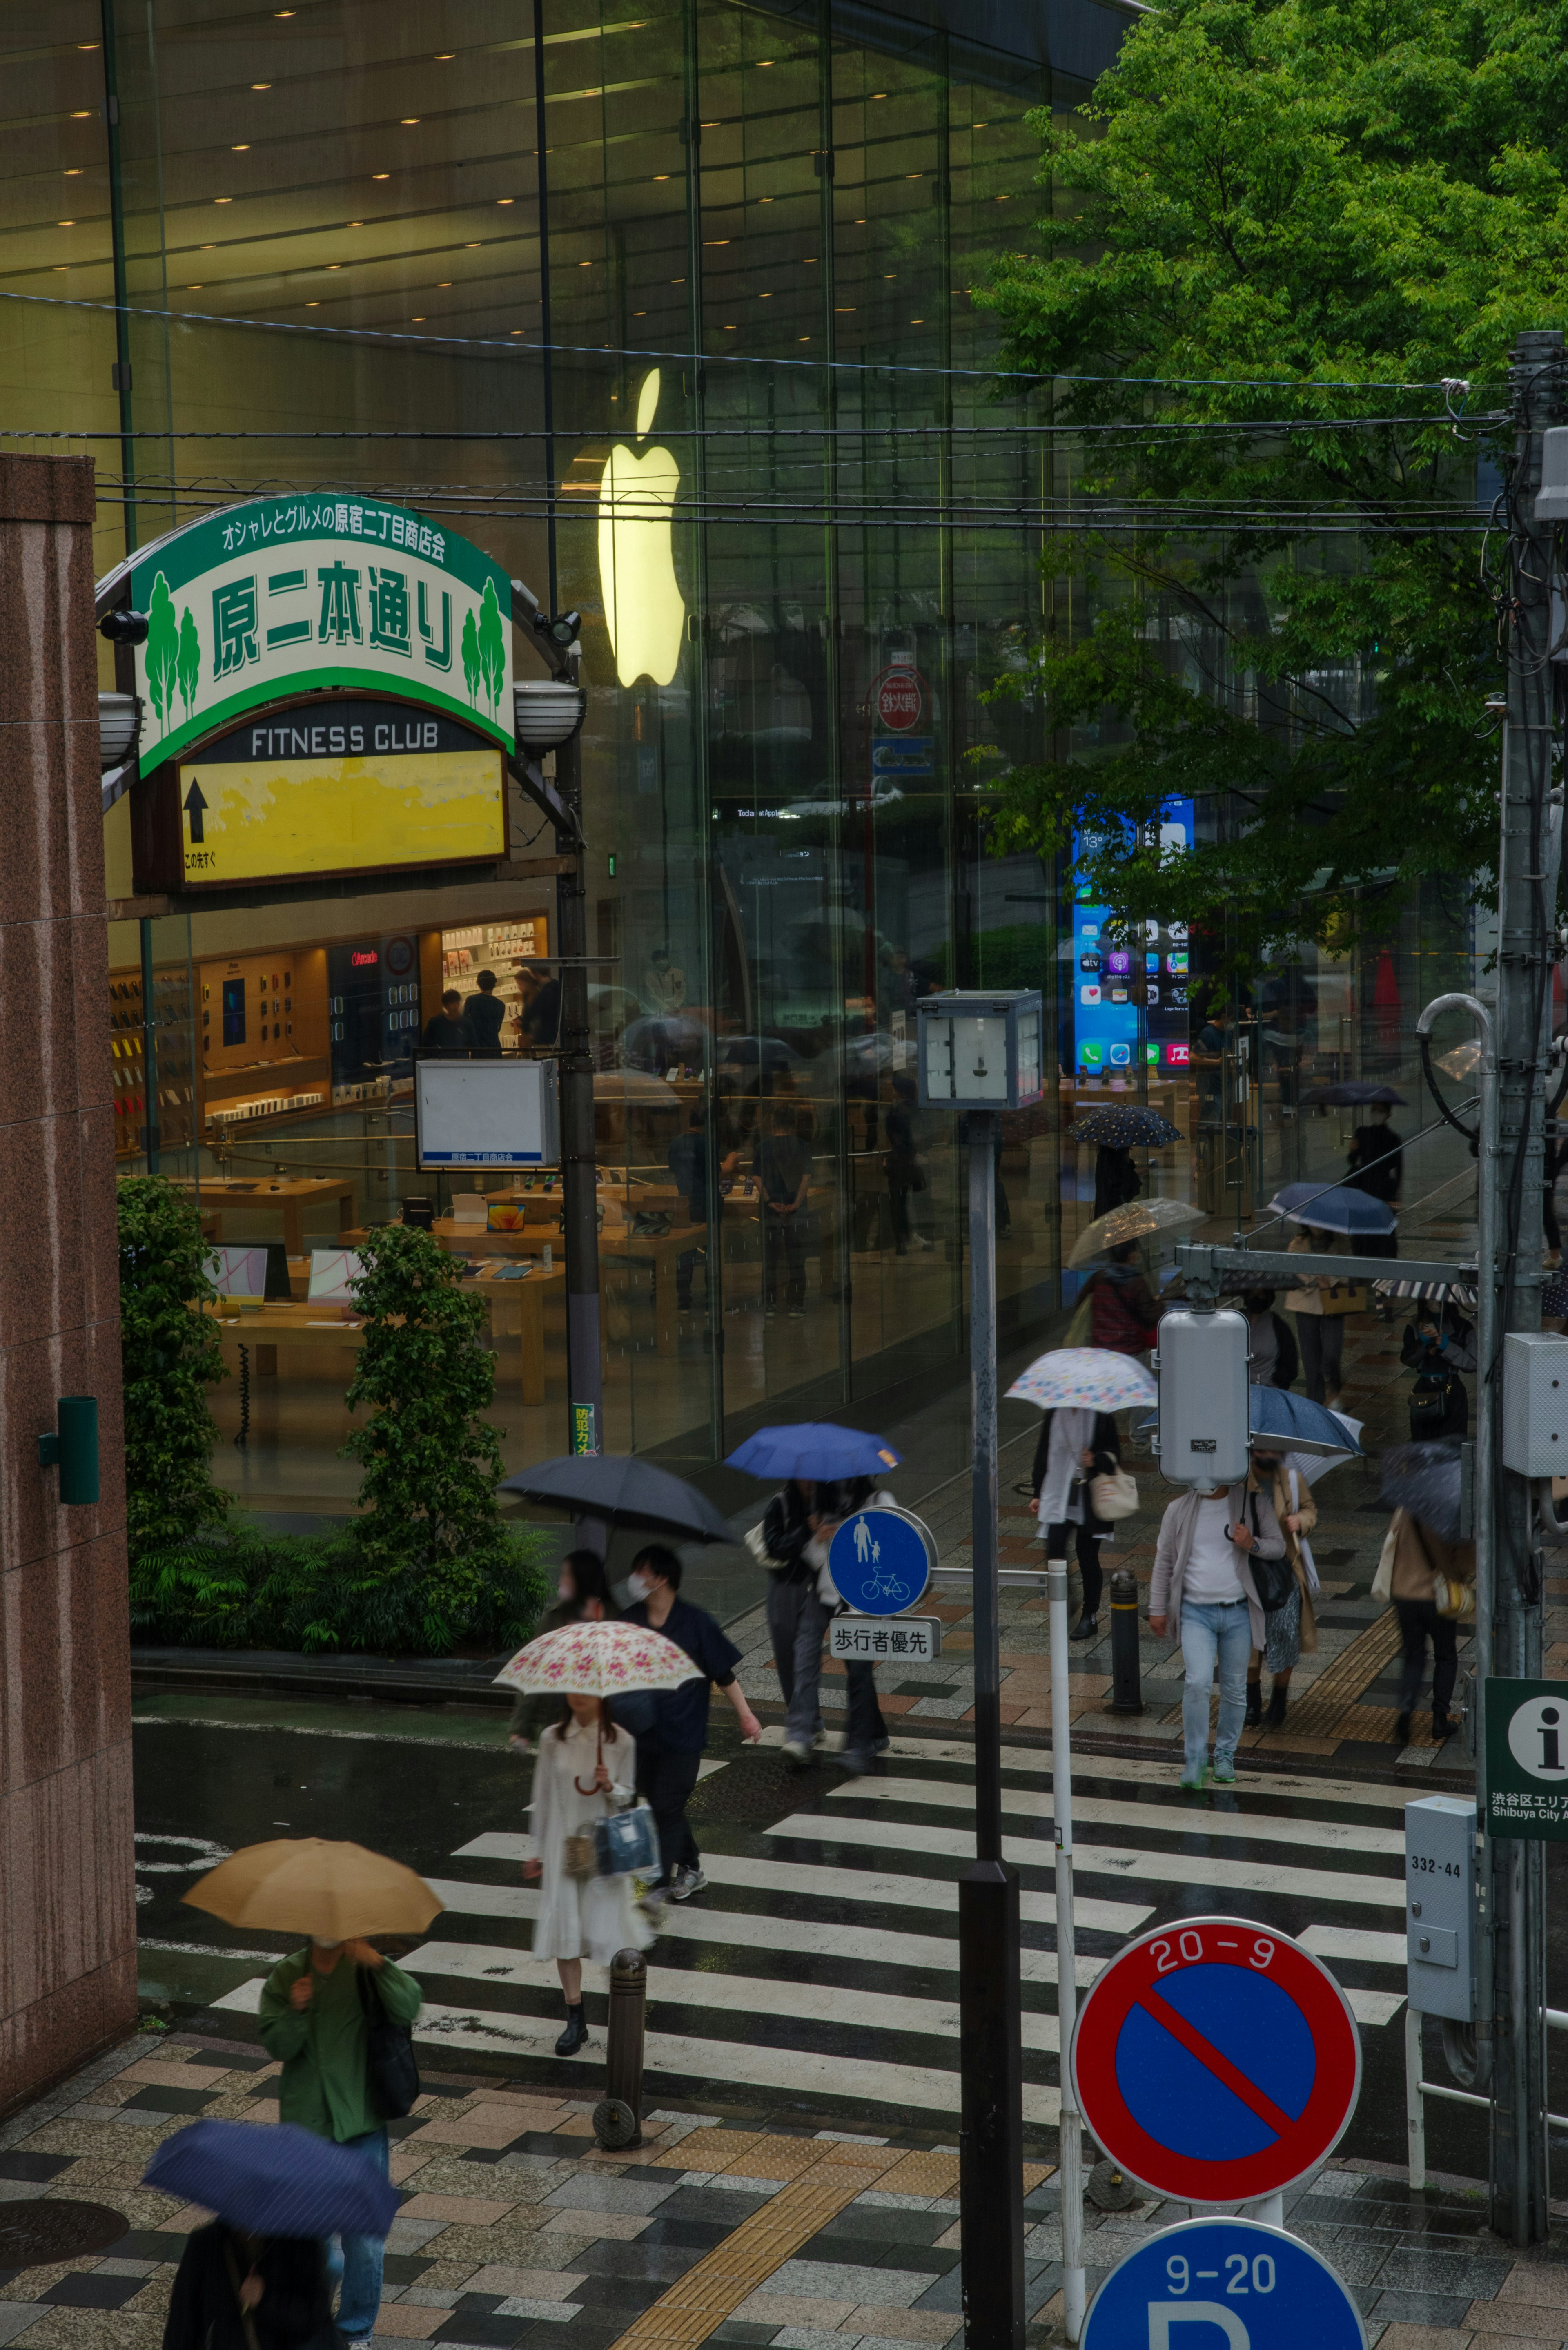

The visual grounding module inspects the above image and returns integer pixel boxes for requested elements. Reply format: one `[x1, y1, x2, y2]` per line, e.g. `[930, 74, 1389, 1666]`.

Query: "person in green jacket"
[257, 1937, 421, 2342]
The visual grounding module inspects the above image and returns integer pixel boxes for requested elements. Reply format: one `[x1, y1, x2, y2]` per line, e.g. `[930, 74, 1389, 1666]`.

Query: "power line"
[0, 284, 1496, 395]
[0, 414, 1483, 441]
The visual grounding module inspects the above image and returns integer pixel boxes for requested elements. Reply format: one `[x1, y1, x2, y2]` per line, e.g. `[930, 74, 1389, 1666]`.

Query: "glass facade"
[2, 0, 1484, 1516]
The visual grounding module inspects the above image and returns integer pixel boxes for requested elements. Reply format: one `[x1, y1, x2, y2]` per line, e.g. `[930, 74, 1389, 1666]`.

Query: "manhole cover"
[0, 2200, 129, 2270]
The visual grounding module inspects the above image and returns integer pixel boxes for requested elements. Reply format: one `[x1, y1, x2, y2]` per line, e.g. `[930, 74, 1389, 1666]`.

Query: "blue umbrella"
[726, 1422, 902, 1480]
[1249, 1386, 1365, 1459]
[1267, 1182, 1396, 1236]
[499, 1455, 734, 1542]
[1380, 1440, 1464, 1543]
[145, 2120, 399, 2238]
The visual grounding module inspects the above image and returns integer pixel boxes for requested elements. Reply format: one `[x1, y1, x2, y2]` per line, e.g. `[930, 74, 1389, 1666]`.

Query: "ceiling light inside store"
[871, 90, 886, 97]
[412, 314, 425, 319]
[306, 300, 320, 305]
[401, 117, 420, 124]
[758, 57, 774, 64]
[759, 291, 771, 297]
[77, 41, 98, 48]
[232, 143, 249, 150]
[372, 172, 390, 179]
[58, 219, 75, 227]
[434, 52, 455, 58]
[327, 263, 340, 270]
[215, 196, 232, 203]
[436, 280, 451, 286]
[497, 196, 514, 203]
[653, 174, 668, 181]
[187, 283, 201, 289]
[252, 82, 271, 89]
[973, 120, 987, 127]
[64, 168, 82, 176]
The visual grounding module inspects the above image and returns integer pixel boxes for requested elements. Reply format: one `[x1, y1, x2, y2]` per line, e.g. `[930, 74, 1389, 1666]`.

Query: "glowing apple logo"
[598, 369, 685, 687]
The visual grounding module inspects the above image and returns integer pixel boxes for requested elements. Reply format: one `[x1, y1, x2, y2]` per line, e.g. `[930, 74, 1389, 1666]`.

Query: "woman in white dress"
[523, 1693, 654, 2054]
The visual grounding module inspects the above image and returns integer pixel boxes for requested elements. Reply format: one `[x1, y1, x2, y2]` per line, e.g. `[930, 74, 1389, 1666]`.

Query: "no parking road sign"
[826, 1504, 934, 1617]
[1082, 2218, 1365, 2350]
[1070, 1916, 1361, 2204]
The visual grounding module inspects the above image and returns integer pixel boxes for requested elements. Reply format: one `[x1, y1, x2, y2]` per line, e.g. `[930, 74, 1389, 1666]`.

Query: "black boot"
[1265, 1684, 1288, 1730]
[1245, 1683, 1263, 1729]
[1433, 1712, 1459, 1742]
[1071, 1613, 1099, 1641]
[1396, 1710, 1412, 1745]
[555, 2004, 588, 2056]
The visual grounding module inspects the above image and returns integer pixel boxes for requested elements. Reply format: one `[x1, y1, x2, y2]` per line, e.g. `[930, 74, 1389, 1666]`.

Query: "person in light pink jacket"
[1150, 1478, 1285, 1789]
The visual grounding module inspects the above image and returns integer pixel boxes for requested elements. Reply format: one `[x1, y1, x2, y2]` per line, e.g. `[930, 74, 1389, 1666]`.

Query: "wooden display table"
[205, 1270, 565, 1405]
[174, 1175, 357, 1257]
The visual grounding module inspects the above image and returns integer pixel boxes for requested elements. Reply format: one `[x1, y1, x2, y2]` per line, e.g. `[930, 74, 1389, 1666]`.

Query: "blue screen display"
[1068, 799, 1194, 1079]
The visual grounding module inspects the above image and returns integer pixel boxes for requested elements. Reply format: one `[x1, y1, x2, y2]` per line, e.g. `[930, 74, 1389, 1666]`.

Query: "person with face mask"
[256, 1936, 421, 2343]
[508, 1550, 617, 1755]
[622, 1545, 761, 1902]
[1241, 1288, 1298, 1391]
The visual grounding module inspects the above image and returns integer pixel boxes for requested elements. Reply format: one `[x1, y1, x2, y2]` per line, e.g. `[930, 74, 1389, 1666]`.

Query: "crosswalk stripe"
[207, 1980, 1061, 2126]
[766, 1812, 1407, 1910]
[761, 1730, 1423, 1813]
[443, 1839, 1152, 1937]
[1298, 1923, 1409, 1968]
[829, 1776, 1407, 1858]
[399, 1939, 1061, 2052]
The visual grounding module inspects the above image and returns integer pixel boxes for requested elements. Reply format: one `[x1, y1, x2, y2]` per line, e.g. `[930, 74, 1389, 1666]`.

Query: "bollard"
[1105, 1570, 1145, 1716]
[592, 1946, 647, 2150]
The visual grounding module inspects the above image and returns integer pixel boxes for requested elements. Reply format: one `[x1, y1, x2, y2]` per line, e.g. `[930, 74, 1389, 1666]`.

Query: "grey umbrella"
[1379, 1440, 1464, 1543]
[499, 1455, 734, 1542]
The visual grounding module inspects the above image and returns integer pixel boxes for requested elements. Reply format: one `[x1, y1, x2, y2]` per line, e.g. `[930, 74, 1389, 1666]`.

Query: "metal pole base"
[1105, 1568, 1145, 1716]
[959, 1861, 1025, 2350]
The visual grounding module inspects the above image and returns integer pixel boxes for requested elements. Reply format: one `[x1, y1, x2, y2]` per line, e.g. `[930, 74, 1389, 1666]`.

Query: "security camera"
[100, 608, 150, 647]
[539, 609, 581, 647]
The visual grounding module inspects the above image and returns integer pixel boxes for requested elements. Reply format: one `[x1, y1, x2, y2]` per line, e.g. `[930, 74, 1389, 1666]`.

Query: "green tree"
[118, 1177, 229, 1562]
[476, 577, 506, 710]
[144, 573, 180, 721]
[341, 1224, 520, 1646]
[977, 0, 1568, 977]
[461, 606, 481, 703]
[176, 604, 201, 718]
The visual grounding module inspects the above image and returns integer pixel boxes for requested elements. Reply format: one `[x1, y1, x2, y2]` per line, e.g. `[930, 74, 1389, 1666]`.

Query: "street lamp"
[918, 988, 1044, 2350]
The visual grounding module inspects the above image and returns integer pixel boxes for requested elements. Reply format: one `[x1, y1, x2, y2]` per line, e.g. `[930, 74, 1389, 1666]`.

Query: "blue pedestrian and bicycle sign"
[826, 1504, 934, 1616]
[1082, 2218, 1365, 2350]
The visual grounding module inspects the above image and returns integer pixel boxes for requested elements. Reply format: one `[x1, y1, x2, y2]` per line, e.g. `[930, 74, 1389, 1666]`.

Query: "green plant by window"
[118, 1175, 229, 1562]
[341, 1222, 525, 1642]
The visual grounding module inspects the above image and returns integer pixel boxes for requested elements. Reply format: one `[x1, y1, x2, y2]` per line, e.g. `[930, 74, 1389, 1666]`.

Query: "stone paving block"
[844, 2307, 960, 2342]
[733, 2288, 858, 2328]
[0, 2312, 43, 2349]
[374, 2308, 448, 2339]
[463, 2271, 586, 2302]
[1468, 2299, 1568, 2339]
[1499, 2272, 1568, 2311]
[407, 2110, 540, 2154]
[768, 2262, 927, 2308]
[1368, 2292, 1480, 2328]
[489, 2299, 581, 2323]
[539, 2209, 650, 2240]
[543, 2178, 676, 2216]
[388, 2221, 457, 2253]
[400, 2197, 519, 2227]
[1376, 2251, 1512, 2299]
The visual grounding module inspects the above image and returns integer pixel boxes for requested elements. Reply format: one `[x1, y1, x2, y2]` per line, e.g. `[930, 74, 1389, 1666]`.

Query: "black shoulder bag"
[1244, 1489, 1295, 1614]
[358, 1963, 421, 2120]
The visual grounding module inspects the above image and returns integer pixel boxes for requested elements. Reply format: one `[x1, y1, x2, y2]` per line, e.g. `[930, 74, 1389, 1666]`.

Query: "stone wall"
[0, 454, 136, 2112]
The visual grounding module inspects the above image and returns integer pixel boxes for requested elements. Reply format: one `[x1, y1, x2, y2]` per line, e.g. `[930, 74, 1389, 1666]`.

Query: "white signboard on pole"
[415, 1058, 559, 1168]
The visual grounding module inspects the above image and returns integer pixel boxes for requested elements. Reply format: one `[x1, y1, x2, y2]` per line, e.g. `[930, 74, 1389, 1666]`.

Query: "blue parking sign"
[826, 1505, 933, 1616]
[1083, 2219, 1364, 2350]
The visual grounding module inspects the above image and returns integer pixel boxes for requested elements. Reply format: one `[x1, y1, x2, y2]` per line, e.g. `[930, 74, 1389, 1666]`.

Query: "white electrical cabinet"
[1502, 1331, 1568, 1474]
[1405, 1794, 1476, 2023]
[1152, 1307, 1251, 1487]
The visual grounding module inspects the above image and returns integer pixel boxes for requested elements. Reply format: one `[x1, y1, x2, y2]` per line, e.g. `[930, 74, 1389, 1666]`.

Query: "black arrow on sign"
[184, 778, 208, 843]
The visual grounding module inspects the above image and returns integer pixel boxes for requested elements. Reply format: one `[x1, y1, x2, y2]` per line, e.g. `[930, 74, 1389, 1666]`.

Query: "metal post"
[139, 915, 160, 1173]
[1105, 1568, 1144, 1715]
[1488, 328, 1562, 2246]
[1406, 2004, 1427, 2191]
[594, 1946, 646, 2149]
[554, 670, 604, 1456]
[959, 1108, 1024, 2350]
[1049, 1558, 1086, 2342]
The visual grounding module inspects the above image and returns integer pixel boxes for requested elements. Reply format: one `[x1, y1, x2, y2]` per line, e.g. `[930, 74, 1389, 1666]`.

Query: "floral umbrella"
[1064, 1106, 1183, 1149]
[1006, 1347, 1156, 1413]
[1067, 1196, 1205, 1271]
[494, 1618, 699, 1699]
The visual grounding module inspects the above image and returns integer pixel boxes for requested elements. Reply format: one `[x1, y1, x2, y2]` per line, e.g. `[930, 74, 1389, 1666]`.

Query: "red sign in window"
[1166, 1042, 1190, 1066]
[872, 665, 925, 731]
[350, 948, 379, 968]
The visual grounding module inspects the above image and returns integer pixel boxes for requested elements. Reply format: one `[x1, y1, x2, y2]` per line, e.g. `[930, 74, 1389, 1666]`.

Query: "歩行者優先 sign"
[172, 698, 506, 889]
[115, 495, 515, 775]
[828, 1616, 942, 1665]
[1081, 2218, 1365, 2350]
[826, 1505, 936, 1616]
[1483, 1677, 1568, 1838]
[1069, 1916, 1361, 2204]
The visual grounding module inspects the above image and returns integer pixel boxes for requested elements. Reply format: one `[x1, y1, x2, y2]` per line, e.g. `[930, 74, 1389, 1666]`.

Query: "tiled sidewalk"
[6, 2033, 1568, 2350]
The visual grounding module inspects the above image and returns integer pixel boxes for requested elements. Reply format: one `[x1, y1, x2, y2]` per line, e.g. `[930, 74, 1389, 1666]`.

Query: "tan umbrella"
[1067, 1196, 1205, 1270]
[183, 1838, 444, 1940]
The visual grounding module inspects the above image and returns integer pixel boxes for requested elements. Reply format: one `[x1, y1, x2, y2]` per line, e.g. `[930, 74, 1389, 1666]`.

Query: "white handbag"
[1089, 1468, 1139, 1523]
[1371, 1510, 1400, 1605]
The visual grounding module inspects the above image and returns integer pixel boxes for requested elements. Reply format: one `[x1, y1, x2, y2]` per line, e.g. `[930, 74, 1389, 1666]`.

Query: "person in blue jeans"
[257, 1936, 421, 2340]
[1149, 1476, 1285, 1789]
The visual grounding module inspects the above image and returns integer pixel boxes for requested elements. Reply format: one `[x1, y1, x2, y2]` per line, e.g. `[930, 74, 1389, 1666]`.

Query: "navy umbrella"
[726, 1422, 902, 1481]
[1249, 1386, 1365, 1459]
[1267, 1181, 1396, 1236]
[145, 2120, 398, 2239]
[1300, 1083, 1408, 1107]
[499, 1454, 734, 1543]
[1380, 1440, 1464, 1543]
[1064, 1106, 1183, 1148]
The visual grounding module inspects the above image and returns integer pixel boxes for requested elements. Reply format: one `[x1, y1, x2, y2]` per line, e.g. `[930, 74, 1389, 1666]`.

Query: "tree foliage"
[977, 0, 1568, 975]
[118, 1175, 229, 1562]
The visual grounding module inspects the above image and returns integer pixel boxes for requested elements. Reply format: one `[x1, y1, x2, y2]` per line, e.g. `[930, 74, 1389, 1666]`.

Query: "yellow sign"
[177, 743, 506, 885]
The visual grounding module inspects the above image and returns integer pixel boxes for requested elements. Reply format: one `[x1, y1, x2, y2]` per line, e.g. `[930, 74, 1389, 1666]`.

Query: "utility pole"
[511, 585, 603, 1456]
[1487, 327, 1563, 2245]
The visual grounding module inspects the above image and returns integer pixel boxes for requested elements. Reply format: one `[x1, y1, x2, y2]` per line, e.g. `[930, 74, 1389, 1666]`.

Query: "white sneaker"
[782, 1738, 815, 1767]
